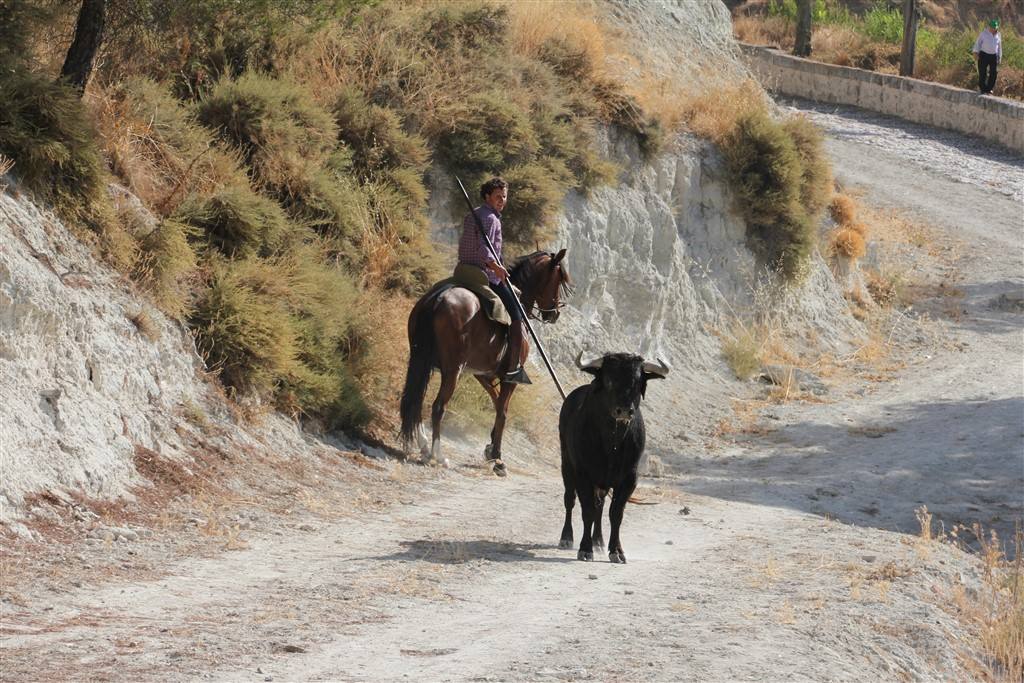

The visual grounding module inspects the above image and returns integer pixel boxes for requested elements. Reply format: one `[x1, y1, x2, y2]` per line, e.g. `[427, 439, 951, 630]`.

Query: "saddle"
[424, 264, 513, 326]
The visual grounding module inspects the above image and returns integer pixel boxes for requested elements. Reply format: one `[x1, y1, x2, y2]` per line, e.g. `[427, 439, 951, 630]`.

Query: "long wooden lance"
[455, 176, 567, 400]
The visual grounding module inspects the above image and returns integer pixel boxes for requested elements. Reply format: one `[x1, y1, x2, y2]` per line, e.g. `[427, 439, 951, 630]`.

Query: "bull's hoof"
[577, 549, 593, 562]
[609, 550, 627, 564]
[429, 457, 450, 469]
[490, 458, 507, 477]
[592, 537, 605, 552]
[558, 537, 573, 549]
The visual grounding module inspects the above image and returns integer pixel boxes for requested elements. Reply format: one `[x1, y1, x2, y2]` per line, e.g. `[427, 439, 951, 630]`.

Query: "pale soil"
[2, 104, 1022, 681]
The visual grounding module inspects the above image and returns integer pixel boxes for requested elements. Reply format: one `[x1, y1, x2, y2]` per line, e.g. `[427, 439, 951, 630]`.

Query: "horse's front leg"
[486, 382, 515, 477]
[429, 367, 460, 468]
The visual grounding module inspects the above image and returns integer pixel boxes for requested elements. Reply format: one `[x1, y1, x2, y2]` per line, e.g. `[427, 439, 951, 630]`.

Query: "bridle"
[527, 259, 571, 324]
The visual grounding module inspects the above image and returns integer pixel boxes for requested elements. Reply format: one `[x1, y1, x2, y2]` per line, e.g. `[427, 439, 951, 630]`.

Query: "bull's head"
[576, 351, 671, 426]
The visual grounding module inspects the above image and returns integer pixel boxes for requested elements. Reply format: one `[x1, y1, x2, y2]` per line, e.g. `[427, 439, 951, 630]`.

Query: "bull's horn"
[642, 357, 671, 377]
[576, 350, 604, 370]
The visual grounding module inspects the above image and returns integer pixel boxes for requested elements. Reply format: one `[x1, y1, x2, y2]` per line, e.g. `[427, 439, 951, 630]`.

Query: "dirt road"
[2, 104, 1022, 681]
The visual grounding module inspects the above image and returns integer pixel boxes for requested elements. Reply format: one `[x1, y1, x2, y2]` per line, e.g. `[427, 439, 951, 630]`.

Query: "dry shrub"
[680, 80, 768, 143]
[732, 14, 793, 48]
[132, 219, 197, 317]
[89, 78, 244, 217]
[721, 109, 816, 279]
[782, 114, 832, 218]
[831, 227, 866, 259]
[812, 25, 871, 66]
[128, 309, 159, 341]
[175, 184, 295, 258]
[948, 524, 1024, 681]
[506, 0, 609, 77]
[0, 64, 108, 224]
[830, 193, 857, 226]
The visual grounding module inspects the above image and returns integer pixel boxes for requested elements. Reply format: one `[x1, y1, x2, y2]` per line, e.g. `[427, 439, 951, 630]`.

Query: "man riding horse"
[455, 177, 529, 384]
[400, 177, 571, 475]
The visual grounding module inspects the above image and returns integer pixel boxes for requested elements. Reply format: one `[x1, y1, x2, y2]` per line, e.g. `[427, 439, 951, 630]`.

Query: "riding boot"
[500, 321, 531, 384]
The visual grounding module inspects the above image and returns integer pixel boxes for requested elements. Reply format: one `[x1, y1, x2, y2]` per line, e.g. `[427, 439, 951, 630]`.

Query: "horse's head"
[510, 248, 572, 323]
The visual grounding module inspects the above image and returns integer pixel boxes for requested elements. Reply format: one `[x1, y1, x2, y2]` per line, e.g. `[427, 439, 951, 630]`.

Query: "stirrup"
[502, 366, 531, 385]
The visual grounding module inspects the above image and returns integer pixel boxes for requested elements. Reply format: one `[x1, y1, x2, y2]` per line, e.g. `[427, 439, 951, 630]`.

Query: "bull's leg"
[576, 484, 597, 562]
[607, 478, 637, 564]
[591, 490, 607, 552]
[484, 383, 515, 477]
[559, 460, 576, 549]
[429, 368, 459, 468]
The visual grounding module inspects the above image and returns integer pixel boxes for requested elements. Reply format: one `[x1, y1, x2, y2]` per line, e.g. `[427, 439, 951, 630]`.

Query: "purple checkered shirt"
[458, 206, 502, 285]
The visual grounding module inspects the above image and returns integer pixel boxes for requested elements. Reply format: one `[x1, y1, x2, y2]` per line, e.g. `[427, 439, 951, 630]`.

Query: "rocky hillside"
[1, 0, 861, 519]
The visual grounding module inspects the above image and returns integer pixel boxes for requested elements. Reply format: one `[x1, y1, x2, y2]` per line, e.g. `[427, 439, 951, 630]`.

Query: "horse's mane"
[509, 251, 573, 297]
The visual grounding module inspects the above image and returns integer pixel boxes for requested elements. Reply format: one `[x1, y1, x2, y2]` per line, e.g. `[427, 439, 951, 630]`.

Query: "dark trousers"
[489, 281, 524, 322]
[978, 52, 998, 93]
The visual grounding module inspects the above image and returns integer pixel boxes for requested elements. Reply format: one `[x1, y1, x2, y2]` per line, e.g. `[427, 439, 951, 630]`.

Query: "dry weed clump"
[830, 227, 867, 259]
[829, 193, 857, 226]
[127, 309, 159, 341]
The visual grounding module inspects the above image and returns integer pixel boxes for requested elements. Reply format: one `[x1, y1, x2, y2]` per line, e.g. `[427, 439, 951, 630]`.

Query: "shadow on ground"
[367, 539, 568, 565]
[668, 397, 1024, 553]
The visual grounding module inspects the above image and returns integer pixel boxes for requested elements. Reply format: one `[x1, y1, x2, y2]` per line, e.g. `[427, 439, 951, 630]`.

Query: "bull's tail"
[399, 301, 436, 448]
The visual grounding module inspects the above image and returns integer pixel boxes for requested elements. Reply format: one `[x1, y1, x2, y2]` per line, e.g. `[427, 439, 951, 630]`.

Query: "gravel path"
[778, 96, 1024, 203]
[2, 100, 1021, 682]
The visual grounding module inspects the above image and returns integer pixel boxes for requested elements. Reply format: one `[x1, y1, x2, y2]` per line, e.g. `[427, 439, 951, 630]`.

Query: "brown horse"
[400, 250, 571, 473]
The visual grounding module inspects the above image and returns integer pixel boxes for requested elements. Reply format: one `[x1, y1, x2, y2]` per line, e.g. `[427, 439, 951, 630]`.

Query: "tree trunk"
[60, 0, 107, 94]
[899, 0, 917, 77]
[794, 0, 812, 58]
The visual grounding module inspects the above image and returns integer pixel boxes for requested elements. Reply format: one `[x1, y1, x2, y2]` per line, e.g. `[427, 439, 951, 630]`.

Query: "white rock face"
[535, 132, 861, 458]
[0, 189, 326, 524]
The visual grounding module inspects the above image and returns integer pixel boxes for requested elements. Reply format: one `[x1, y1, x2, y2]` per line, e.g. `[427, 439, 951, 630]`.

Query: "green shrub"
[721, 110, 822, 280]
[781, 115, 832, 218]
[134, 219, 198, 318]
[438, 90, 539, 177]
[332, 87, 429, 183]
[190, 257, 299, 396]
[422, 3, 508, 52]
[275, 246, 370, 427]
[175, 184, 295, 257]
[196, 72, 338, 195]
[0, 66, 107, 222]
[190, 250, 370, 426]
[500, 160, 572, 251]
[861, 5, 903, 44]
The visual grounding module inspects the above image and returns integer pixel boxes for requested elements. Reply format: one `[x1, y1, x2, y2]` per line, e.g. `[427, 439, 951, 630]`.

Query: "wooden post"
[899, 0, 917, 77]
[794, 0, 812, 58]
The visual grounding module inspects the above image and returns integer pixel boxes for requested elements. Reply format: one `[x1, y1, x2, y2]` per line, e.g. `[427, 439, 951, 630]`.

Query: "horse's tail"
[400, 299, 437, 448]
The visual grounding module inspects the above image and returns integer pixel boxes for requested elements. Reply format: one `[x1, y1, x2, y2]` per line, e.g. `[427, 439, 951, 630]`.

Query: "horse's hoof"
[490, 458, 507, 477]
[609, 551, 627, 564]
[428, 457, 450, 469]
[577, 549, 593, 562]
[558, 537, 573, 549]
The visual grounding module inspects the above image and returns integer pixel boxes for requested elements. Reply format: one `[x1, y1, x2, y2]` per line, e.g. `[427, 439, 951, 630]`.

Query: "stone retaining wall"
[740, 43, 1024, 153]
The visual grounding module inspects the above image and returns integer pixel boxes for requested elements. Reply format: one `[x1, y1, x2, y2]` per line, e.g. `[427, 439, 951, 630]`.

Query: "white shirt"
[973, 30, 1002, 61]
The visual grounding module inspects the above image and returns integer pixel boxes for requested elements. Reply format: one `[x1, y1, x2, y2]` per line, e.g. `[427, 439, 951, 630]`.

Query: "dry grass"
[829, 193, 857, 226]
[733, 14, 793, 48]
[830, 227, 866, 259]
[678, 80, 768, 142]
[127, 309, 159, 341]
[505, 0, 610, 75]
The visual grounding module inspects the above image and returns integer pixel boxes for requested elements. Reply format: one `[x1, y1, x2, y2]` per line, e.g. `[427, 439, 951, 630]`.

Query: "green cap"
[989, 19, 1000, 28]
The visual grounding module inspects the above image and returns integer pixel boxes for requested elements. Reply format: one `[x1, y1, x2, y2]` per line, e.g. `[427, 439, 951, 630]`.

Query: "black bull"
[558, 352, 670, 563]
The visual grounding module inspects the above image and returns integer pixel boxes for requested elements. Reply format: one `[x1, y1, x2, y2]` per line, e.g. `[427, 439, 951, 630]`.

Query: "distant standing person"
[973, 19, 1002, 94]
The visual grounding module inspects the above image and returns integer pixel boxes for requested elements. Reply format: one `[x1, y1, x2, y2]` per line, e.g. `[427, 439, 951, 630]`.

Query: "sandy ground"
[2, 103, 1022, 681]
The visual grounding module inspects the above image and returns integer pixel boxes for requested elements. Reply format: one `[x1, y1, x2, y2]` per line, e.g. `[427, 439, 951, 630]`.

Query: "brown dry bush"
[830, 193, 857, 226]
[831, 227, 867, 260]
